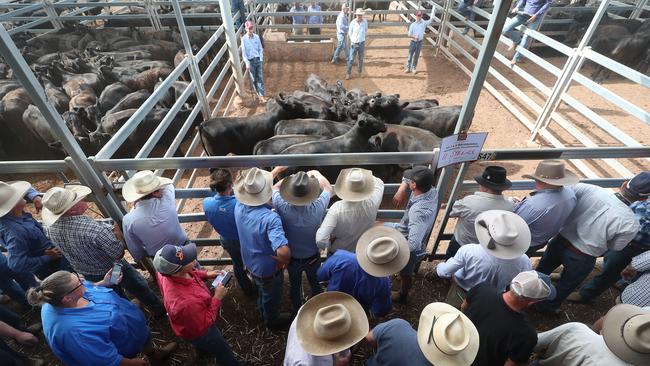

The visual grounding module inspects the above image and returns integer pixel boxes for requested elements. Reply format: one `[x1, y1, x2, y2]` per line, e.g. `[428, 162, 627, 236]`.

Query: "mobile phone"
[109, 263, 123, 285]
[211, 271, 233, 287]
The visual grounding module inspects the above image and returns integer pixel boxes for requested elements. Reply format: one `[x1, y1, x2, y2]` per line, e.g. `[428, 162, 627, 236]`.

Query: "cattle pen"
[1, 0, 650, 364]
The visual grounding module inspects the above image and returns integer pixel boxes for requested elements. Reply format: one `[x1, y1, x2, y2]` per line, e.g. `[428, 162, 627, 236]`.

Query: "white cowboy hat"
[0, 181, 31, 217]
[279, 171, 321, 206]
[234, 168, 273, 206]
[474, 210, 530, 260]
[603, 304, 650, 366]
[522, 160, 579, 186]
[296, 291, 369, 356]
[122, 170, 173, 203]
[334, 168, 375, 202]
[41, 185, 92, 226]
[356, 226, 410, 277]
[417, 302, 479, 366]
[354, 8, 367, 15]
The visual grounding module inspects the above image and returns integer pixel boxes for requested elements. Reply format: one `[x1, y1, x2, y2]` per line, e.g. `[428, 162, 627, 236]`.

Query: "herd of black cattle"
[0, 2, 649, 166]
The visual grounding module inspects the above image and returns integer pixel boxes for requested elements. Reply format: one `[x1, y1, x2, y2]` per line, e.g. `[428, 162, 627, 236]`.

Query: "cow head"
[356, 112, 387, 137]
[274, 95, 308, 119]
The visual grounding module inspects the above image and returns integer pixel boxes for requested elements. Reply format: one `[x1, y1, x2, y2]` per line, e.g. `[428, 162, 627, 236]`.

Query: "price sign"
[437, 132, 488, 168]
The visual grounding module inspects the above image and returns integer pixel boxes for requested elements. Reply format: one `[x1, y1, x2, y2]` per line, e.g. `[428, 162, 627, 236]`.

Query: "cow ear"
[395, 94, 400, 99]
[359, 119, 367, 127]
[400, 102, 410, 108]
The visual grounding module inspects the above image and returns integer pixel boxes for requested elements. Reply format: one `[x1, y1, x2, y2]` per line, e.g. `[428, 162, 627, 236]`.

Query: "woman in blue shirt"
[27, 270, 176, 366]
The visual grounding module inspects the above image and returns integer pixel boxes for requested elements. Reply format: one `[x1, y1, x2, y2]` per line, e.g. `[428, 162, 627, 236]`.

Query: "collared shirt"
[316, 177, 384, 253]
[348, 18, 368, 44]
[44, 215, 124, 276]
[336, 11, 349, 35]
[630, 200, 650, 247]
[42, 283, 149, 366]
[242, 33, 263, 67]
[621, 250, 650, 307]
[122, 184, 187, 261]
[203, 193, 240, 242]
[560, 183, 639, 257]
[156, 270, 221, 340]
[407, 12, 434, 41]
[235, 203, 288, 277]
[450, 191, 516, 246]
[284, 318, 334, 366]
[514, 186, 576, 248]
[516, 0, 553, 17]
[396, 188, 438, 253]
[533, 323, 630, 366]
[272, 190, 330, 259]
[317, 250, 391, 317]
[436, 243, 531, 292]
[307, 4, 323, 24]
[289, 5, 306, 25]
[0, 212, 54, 274]
[366, 319, 432, 366]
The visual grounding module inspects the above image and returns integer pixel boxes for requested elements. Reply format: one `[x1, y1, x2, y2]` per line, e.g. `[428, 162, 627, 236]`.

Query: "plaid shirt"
[630, 200, 650, 247]
[44, 215, 124, 276]
[621, 250, 650, 307]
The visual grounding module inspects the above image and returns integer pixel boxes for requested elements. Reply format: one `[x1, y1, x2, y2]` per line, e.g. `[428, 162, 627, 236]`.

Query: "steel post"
[218, 0, 246, 97]
[144, 0, 162, 31]
[435, 0, 452, 55]
[529, 0, 610, 141]
[170, 0, 212, 119]
[631, 0, 648, 19]
[42, 0, 63, 29]
[431, 162, 468, 255]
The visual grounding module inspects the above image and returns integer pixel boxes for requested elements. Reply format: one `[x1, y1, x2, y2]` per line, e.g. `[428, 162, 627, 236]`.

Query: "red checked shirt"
[156, 270, 221, 340]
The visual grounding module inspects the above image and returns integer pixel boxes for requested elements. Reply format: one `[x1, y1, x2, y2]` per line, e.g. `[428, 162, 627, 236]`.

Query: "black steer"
[274, 119, 352, 138]
[254, 135, 325, 155]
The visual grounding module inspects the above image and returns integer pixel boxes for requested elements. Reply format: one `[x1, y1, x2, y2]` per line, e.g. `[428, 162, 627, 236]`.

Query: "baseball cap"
[153, 243, 198, 275]
[623, 172, 650, 202]
[510, 270, 556, 300]
[404, 166, 435, 190]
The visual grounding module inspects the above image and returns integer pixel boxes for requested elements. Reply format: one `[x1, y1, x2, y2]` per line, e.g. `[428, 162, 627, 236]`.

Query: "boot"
[147, 342, 178, 363]
[265, 312, 292, 330]
[391, 290, 408, 304]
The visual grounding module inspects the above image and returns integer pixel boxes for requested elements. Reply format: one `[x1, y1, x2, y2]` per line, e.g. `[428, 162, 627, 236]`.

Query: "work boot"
[391, 291, 408, 304]
[567, 292, 588, 303]
[411, 69, 417, 74]
[147, 342, 178, 363]
[507, 42, 517, 52]
[345, 74, 351, 80]
[266, 312, 292, 330]
[404, 67, 410, 74]
[549, 272, 562, 281]
[331, 59, 338, 64]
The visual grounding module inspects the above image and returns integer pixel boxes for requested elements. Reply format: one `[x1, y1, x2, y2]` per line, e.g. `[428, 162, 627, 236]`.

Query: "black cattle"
[254, 135, 325, 155]
[199, 98, 310, 156]
[274, 119, 352, 138]
[564, 12, 640, 46]
[107, 90, 152, 115]
[373, 124, 442, 153]
[607, 31, 650, 76]
[403, 98, 439, 110]
[99, 83, 132, 114]
[0, 82, 19, 101]
[363, 1, 389, 22]
[304, 74, 331, 101]
[587, 25, 632, 82]
[276, 93, 344, 121]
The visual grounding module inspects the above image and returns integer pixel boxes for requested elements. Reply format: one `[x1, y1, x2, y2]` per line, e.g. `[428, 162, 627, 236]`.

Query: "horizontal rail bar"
[0, 160, 68, 174]
[195, 25, 225, 62]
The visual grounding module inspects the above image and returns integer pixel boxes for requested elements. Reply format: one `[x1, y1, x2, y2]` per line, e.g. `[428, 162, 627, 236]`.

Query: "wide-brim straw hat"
[522, 159, 579, 186]
[603, 304, 650, 366]
[356, 226, 410, 277]
[0, 181, 31, 217]
[234, 168, 273, 206]
[122, 170, 173, 203]
[42, 185, 92, 226]
[355, 8, 367, 15]
[279, 171, 321, 206]
[296, 291, 369, 356]
[335, 168, 375, 202]
[475, 210, 530, 260]
[417, 302, 479, 366]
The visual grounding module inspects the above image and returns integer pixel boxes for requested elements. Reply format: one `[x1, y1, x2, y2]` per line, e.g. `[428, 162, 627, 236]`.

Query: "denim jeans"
[535, 235, 596, 311]
[231, 0, 247, 29]
[332, 33, 348, 63]
[458, 1, 480, 33]
[288, 256, 322, 315]
[190, 323, 243, 366]
[406, 40, 423, 71]
[0, 255, 28, 308]
[252, 270, 284, 323]
[221, 239, 255, 295]
[579, 242, 648, 301]
[247, 57, 265, 97]
[445, 235, 461, 259]
[502, 12, 543, 61]
[347, 41, 365, 75]
[14, 255, 72, 291]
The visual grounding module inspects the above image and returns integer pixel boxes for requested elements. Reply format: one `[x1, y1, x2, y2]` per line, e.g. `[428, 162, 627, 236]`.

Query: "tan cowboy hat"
[296, 291, 369, 356]
[474, 210, 530, 260]
[41, 185, 92, 226]
[0, 181, 31, 217]
[334, 168, 375, 202]
[234, 168, 273, 206]
[417, 302, 479, 366]
[122, 170, 173, 203]
[279, 171, 321, 206]
[603, 304, 650, 366]
[522, 160, 579, 186]
[356, 226, 409, 277]
[354, 8, 367, 15]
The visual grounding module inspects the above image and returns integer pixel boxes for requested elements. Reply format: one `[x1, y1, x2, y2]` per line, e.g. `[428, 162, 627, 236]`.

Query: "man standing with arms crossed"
[346, 8, 368, 80]
[331, 3, 350, 64]
[405, 8, 434, 74]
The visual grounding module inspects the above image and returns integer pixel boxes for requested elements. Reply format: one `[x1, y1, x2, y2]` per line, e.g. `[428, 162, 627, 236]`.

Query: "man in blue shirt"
[307, 2, 323, 35]
[0, 181, 68, 290]
[272, 170, 332, 315]
[289, 3, 306, 35]
[331, 3, 349, 64]
[203, 169, 255, 297]
[502, 0, 552, 65]
[241, 21, 266, 100]
[231, 0, 247, 29]
[405, 9, 434, 74]
[234, 167, 291, 329]
[458, 0, 481, 36]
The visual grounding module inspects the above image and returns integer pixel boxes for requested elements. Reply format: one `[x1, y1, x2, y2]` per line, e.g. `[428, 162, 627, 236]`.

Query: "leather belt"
[562, 238, 590, 257]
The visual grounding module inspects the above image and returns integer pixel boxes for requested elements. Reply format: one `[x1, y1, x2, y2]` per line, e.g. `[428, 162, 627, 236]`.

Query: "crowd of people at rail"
[1, 158, 650, 365]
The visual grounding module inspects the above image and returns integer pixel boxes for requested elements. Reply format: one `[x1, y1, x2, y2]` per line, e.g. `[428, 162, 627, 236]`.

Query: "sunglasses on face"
[64, 273, 84, 296]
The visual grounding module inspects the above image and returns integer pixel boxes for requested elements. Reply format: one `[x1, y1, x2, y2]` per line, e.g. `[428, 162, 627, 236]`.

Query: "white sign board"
[438, 132, 488, 168]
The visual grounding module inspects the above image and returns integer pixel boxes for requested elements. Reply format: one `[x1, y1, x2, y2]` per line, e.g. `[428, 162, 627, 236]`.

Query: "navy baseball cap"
[153, 243, 197, 275]
[624, 172, 650, 202]
[404, 166, 435, 189]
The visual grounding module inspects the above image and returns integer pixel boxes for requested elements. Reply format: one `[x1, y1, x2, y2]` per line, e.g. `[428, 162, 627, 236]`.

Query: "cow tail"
[197, 123, 211, 157]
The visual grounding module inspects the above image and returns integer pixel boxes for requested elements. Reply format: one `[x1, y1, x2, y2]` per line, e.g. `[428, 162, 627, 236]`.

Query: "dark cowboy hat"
[279, 171, 321, 206]
[474, 166, 512, 191]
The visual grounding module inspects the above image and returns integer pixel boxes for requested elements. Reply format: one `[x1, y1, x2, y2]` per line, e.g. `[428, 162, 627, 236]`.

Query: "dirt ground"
[5, 19, 650, 366]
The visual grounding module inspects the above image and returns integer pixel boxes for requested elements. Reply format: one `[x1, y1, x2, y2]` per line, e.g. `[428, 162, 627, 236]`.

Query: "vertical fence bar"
[42, 0, 63, 29]
[631, 0, 648, 19]
[218, 0, 246, 97]
[144, 0, 162, 31]
[435, 0, 452, 54]
[431, 162, 469, 255]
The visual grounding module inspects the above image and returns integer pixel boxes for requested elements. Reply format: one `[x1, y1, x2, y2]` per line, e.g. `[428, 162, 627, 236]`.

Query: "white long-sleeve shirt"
[348, 18, 368, 44]
[407, 10, 435, 41]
